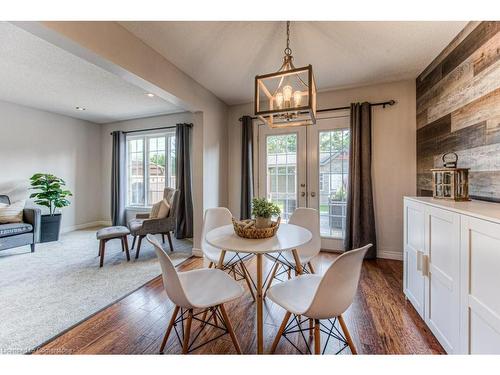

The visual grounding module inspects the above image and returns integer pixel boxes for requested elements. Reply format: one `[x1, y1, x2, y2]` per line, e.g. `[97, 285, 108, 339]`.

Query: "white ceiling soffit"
[120, 21, 468, 105]
[0, 22, 184, 124]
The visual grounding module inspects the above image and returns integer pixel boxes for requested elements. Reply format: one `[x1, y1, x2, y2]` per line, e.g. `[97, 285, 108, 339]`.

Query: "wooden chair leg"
[122, 236, 130, 261]
[160, 306, 179, 353]
[135, 236, 144, 259]
[201, 308, 209, 326]
[99, 240, 105, 268]
[338, 315, 357, 354]
[166, 231, 174, 252]
[182, 309, 193, 354]
[207, 261, 214, 269]
[240, 263, 256, 302]
[309, 318, 314, 338]
[308, 261, 315, 274]
[212, 307, 219, 326]
[131, 236, 137, 250]
[270, 311, 291, 354]
[219, 304, 242, 354]
[314, 319, 321, 354]
[263, 262, 279, 298]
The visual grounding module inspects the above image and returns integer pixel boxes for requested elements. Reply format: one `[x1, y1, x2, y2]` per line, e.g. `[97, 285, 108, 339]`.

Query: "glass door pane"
[266, 134, 297, 222]
[318, 129, 349, 238]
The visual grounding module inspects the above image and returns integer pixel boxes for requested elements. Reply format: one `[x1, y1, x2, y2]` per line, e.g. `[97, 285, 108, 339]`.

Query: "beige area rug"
[0, 227, 192, 354]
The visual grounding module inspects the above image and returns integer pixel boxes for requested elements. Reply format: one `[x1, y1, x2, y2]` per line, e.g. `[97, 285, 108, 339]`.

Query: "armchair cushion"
[0, 223, 33, 238]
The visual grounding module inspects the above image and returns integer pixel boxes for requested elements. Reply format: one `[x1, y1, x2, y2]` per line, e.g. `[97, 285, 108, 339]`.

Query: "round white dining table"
[206, 223, 312, 354]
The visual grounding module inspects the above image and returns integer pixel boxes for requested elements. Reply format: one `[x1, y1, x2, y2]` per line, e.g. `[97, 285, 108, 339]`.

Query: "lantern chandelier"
[255, 21, 317, 128]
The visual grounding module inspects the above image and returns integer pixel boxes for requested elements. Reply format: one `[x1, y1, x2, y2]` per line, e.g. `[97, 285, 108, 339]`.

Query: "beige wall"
[227, 80, 416, 259]
[18, 21, 230, 252]
[0, 99, 103, 232]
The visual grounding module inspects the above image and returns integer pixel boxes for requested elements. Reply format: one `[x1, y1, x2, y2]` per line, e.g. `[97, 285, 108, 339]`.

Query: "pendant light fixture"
[255, 21, 317, 128]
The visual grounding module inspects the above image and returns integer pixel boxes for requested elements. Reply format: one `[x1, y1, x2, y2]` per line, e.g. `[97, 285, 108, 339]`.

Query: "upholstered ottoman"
[96, 226, 131, 267]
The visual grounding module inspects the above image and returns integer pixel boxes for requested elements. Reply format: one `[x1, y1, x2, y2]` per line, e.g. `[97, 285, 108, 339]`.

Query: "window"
[126, 131, 176, 207]
[318, 129, 349, 238]
[266, 134, 297, 222]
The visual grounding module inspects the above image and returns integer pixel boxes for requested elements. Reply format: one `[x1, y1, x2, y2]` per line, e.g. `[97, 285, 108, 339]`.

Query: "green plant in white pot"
[252, 197, 280, 229]
[30, 173, 72, 243]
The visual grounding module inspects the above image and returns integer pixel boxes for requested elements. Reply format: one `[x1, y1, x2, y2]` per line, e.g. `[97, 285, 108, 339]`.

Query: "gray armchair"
[128, 187, 179, 259]
[0, 195, 41, 253]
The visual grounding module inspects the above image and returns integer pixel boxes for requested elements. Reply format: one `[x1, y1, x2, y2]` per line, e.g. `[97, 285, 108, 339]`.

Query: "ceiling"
[0, 22, 183, 124]
[120, 21, 468, 105]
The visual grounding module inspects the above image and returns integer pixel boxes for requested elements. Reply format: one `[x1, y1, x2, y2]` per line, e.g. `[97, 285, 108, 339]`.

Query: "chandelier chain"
[284, 21, 292, 56]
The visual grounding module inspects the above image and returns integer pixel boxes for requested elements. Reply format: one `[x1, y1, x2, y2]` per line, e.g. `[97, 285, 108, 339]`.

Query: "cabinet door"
[460, 216, 500, 354]
[403, 199, 426, 318]
[424, 205, 460, 353]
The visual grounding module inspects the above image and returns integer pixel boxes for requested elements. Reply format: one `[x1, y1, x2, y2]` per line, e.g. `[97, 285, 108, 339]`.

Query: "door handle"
[422, 254, 430, 277]
[417, 250, 423, 272]
[311, 192, 316, 197]
[301, 192, 306, 197]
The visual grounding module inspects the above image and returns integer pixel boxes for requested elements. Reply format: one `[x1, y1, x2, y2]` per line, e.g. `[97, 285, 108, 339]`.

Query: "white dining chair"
[264, 208, 321, 295]
[146, 234, 244, 354]
[202, 207, 256, 300]
[267, 244, 372, 355]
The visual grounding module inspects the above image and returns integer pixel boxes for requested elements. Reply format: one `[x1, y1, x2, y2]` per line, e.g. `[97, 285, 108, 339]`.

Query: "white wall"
[0, 100, 102, 231]
[227, 80, 416, 260]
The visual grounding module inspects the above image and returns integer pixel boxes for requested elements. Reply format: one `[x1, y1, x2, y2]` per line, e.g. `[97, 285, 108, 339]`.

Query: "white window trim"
[125, 129, 176, 209]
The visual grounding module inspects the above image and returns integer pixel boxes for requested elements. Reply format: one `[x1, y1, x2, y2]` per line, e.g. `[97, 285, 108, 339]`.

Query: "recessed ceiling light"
[75, 106, 86, 111]
[145, 93, 155, 98]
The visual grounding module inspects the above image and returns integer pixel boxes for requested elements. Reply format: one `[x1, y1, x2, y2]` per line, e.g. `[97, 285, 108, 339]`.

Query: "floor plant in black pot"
[30, 173, 72, 243]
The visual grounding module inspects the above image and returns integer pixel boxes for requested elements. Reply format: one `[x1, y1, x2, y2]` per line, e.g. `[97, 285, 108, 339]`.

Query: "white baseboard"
[61, 220, 112, 234]
[191, 248, 203, 258]
[377, 249, 403, 261]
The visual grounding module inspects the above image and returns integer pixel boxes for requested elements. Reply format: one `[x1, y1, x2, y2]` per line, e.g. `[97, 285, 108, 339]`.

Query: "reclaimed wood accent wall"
[416, 21, 500, 201]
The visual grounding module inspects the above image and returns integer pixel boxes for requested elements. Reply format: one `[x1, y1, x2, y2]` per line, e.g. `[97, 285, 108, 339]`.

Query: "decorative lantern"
[431, 153, 470, 201]
[254, 21, 317, 128]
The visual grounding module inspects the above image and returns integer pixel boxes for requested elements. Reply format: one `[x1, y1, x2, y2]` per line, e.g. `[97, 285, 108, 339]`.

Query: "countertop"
[404, 196, 500, 224]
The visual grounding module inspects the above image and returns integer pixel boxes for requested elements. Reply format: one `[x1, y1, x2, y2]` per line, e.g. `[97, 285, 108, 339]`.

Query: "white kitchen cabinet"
[403, 199, 426, 319]
[424, 205, 460, 353]
[404, 197, 500, 354]
[460, 215, 500, 354]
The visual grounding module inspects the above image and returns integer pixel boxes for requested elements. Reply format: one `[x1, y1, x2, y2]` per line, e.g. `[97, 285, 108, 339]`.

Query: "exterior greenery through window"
[126, 131, 176, 207]
[266, 134, 297, 222]
[265, 129, 350, 238]
[319, 129, 349, 238]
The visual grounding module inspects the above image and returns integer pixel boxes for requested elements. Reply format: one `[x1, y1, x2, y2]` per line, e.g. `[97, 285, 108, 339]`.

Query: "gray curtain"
[344, 102, 377, 259]
[111, 131, 126, 226]
[175, 123, 194, 239]
[240, 115, 254, 219]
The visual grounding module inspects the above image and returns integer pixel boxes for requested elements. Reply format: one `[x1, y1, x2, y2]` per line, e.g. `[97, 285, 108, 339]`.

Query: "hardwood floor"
[34, 253, 444, 355]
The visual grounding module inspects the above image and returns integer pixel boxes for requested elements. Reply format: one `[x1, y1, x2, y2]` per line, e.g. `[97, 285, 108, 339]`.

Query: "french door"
[258, 111, 350, 251]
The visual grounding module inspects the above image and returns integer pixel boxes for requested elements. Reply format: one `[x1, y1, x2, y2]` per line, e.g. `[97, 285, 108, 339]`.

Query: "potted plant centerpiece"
[30, 173, 72, 242]
[252, 197, 281, 229]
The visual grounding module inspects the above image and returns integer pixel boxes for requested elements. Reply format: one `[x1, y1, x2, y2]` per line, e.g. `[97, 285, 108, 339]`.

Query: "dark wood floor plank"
[34, 253, 444, 355]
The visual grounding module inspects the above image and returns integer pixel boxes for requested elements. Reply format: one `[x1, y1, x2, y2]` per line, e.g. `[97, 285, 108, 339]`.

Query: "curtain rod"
[238, 100, 396, 121]
[109, 123, 192, 136]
